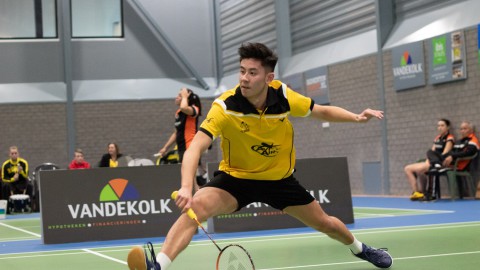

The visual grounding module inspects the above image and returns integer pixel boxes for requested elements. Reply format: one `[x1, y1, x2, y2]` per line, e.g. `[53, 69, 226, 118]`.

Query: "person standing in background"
[157, 88, 206, 188]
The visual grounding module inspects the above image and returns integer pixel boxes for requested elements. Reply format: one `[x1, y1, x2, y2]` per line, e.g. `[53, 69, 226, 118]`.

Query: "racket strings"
[217, 245, 255, 270]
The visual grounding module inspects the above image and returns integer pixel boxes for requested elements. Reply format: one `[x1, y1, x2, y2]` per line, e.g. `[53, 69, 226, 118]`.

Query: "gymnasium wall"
[0, 1, 479, 196]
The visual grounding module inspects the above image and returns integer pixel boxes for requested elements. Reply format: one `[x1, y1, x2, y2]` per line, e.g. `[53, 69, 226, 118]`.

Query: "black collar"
[233, 85, 279, 114]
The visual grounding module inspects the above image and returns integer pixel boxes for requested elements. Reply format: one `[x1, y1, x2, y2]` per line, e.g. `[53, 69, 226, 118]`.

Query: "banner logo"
[67, 178, 172, 219]
[393, 51, 423, 78]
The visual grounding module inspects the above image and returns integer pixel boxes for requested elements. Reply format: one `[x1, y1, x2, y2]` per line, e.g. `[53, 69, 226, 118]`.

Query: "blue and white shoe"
[127, 242, 161, 270]
[353, 243, 393, 268]
[144, 242, 161, 270]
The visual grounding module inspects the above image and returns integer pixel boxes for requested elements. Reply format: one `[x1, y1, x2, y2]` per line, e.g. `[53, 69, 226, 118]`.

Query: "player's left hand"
[356, 108, 384, 122]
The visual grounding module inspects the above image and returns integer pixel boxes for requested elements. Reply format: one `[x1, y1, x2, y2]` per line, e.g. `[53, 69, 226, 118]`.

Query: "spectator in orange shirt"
[440, 121, 479, 170]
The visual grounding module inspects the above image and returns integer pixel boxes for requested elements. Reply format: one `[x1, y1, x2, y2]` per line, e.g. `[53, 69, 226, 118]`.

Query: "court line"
[256, 250, 480, 269]
[201, 221, 480, 245]
[354, 206, 455, 213]
[1, 221, 479, 268]
[82, 248, 127, 265]
[0, 221, 41, 237]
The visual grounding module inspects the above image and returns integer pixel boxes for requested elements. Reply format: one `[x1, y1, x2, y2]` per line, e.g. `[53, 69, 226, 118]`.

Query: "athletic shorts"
[203, 171, 315, 211]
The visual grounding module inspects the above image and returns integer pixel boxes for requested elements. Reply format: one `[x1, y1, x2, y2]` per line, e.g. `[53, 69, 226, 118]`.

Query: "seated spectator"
[98, 142, 123, 168]
[437, 121, 479, 171]
[404, 119, 454, 200]
[1, 146, 32, 198]
[68, 148, 91, 169]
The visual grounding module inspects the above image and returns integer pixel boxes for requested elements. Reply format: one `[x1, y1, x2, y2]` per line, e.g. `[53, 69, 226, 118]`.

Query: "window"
[0, 0, 123, 39]
[0, 0, 57, 39]
[71, 0, 123, 38]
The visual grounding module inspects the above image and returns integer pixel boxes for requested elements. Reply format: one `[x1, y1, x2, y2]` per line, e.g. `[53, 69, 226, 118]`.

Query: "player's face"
[175, 92, 182, 105]
[239, 58, 273, 100]
[437, 121, 448, 134]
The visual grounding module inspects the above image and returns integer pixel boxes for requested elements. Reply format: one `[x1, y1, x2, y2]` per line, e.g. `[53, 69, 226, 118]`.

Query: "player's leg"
[284, 201, 392, 268]
[284, 200, 353, 244]
[404, 161, 429, 199]
[160, 187, 237, 260]
[128, 186, 238, 270]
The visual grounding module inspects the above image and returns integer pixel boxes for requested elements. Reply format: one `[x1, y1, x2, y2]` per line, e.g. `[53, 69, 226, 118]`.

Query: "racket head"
[216, 244, 255, 270]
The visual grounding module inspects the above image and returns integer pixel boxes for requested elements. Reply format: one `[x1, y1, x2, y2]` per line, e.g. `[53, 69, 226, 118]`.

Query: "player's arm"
[175, 131, 213, 212]
[310, 104, 383, 123]
[178, 88, 196, 116]
[442, 140, 454, 155]
[19, 160, 28, 178]
[159, 130, 177, 155]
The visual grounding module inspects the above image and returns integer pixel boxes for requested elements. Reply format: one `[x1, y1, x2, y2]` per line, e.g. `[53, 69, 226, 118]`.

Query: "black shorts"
[203, 171, 315, 211]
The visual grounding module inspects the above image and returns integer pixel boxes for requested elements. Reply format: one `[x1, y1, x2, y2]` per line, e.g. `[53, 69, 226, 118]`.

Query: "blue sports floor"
[1, 196, 479, 269]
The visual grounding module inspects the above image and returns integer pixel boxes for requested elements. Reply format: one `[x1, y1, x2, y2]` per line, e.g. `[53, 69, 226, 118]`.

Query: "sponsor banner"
[304, 66, 330, 105]
[392, 41, 426, 91]
[207, 157, 354, 233]
[282, 73, 305, 95]
[40, 165, 182, 244]
[428, 30, 467, 84]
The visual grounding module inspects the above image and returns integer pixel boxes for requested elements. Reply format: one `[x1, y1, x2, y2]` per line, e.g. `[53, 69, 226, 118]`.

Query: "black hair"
[439, 118, 451, 127]
[186, 89, 202, 116]
[238, 42, 278, 72]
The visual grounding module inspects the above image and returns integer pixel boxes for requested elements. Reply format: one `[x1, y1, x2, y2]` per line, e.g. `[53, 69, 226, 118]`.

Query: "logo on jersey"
[251, 142, 279, 157]
[240, 121, 250, 133]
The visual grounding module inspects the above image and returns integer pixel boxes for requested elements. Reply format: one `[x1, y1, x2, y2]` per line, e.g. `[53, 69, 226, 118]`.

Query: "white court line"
[355, 213, 396, 217]
[82, 248, 127, 265]
[354, 206, 454, 213]
[0, 221, 41, 237]
[1, 221, 480, 266]
[256, 250, 480, 269]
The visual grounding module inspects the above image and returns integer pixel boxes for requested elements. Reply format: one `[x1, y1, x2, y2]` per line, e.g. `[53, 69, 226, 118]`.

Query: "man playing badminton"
[129, 42, 393, 269]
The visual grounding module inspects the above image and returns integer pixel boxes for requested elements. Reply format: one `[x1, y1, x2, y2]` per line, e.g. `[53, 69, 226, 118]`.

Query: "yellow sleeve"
[200, 100, 228, 139]
[1, 162, 11, 183]
[19, 159, 29, 178]
[285, 85, 314, 117]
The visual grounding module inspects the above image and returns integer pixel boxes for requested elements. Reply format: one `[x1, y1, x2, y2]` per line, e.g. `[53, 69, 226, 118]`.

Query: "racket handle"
[153, 153, 162, 157]
[171, 191, 197, 220]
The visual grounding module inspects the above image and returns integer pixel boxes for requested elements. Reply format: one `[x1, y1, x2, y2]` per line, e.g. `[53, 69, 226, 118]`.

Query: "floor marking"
[82, 248, 127, 265]
[256, 250, 480, 269]
[0, 222, 41, 237]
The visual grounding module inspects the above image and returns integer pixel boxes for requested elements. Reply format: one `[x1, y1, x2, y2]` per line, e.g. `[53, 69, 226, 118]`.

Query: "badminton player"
[134, 42, 393, 269]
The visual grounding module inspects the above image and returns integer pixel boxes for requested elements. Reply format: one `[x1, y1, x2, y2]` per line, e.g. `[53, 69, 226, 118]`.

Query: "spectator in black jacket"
[98, 142, 123, 168]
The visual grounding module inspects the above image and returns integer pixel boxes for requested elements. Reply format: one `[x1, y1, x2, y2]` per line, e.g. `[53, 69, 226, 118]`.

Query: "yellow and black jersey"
[2, 158, 29, 183]
[200, 80, 314, 180]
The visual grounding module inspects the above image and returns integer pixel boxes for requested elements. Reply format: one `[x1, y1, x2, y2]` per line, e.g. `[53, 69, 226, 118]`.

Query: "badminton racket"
[171, 191, 255, 270]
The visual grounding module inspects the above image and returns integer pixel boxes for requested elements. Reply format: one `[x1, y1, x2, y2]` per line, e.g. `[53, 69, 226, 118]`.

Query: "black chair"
[31, 163, 60, 212]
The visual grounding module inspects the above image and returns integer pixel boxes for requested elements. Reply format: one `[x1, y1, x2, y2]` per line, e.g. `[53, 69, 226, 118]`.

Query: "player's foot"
[127, 242, 161, 270]
[438, 167, 450, 173]
[353, 243, 392, 268]
[410, 191, 424, 201]
[420, 194, 437, 202]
